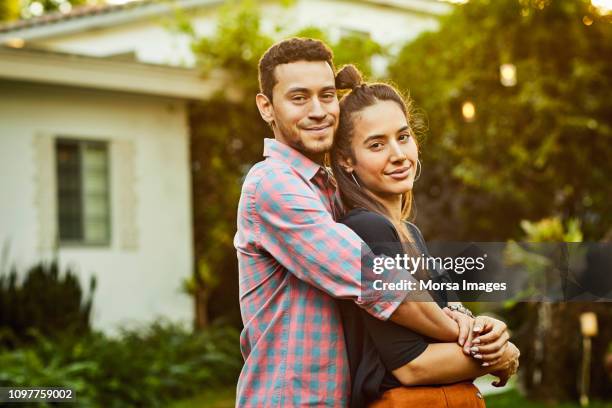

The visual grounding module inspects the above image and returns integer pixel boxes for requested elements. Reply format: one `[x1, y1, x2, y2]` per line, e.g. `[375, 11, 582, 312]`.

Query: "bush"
[0, 261, 95, 348]
[0, 321, 242, 407]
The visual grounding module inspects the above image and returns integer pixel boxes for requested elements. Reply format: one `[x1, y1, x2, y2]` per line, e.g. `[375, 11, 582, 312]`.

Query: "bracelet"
[449, 304, 474, 318]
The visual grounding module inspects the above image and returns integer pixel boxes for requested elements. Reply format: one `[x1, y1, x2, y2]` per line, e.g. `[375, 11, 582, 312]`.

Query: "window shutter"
[33, 133, 57, 252]
[112, 140, 138, 250]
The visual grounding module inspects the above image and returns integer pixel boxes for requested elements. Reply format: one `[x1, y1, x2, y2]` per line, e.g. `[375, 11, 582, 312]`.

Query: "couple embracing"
[234, 37, 520, 408]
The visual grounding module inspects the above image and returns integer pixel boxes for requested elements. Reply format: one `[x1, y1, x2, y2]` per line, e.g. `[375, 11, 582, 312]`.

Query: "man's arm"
[253, 169, 396, 319]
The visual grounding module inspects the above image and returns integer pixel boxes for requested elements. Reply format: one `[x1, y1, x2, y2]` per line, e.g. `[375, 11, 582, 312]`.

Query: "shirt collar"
[263, 138, 322, 181]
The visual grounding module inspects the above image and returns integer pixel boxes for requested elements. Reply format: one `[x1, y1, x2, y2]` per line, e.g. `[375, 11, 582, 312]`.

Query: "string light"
[462, 101, 476, 122]
[500, 64, 517, 87]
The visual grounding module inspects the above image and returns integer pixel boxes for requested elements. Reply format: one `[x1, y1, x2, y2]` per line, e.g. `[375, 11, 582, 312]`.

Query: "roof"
[0, 0, 223, 40]
[0, 45, 226, 100]
[0, 1, 155, 33]
[0, 0, 451, 40]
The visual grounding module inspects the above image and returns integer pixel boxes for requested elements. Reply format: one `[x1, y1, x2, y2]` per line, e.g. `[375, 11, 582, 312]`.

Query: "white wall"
[0, 80, 194, 333]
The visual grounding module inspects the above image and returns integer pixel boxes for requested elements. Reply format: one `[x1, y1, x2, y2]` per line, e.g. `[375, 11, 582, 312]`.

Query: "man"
[234, 37, 514, 407]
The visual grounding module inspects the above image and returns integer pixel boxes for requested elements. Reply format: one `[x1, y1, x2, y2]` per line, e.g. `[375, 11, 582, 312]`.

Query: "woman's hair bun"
[335, 64, 363, 91]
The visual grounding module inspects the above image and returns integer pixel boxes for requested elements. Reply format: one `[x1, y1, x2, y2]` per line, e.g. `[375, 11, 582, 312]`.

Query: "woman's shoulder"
[404, 221, 425, 240]
[339, 208, 400, 244]
[340, 208, 393, 229]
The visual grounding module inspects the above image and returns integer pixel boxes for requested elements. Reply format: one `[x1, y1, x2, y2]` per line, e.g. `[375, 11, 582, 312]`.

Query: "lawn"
[169, 387, 236, 408]
[486, 390, 612, 408]
[171, 388, 612, 408]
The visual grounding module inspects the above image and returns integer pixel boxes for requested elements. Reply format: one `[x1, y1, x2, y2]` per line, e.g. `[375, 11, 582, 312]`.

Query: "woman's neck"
[376, 193, 403, 224]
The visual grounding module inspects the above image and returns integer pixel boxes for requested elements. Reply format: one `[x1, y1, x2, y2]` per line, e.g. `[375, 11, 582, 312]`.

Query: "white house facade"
[0, 46, 223, 332]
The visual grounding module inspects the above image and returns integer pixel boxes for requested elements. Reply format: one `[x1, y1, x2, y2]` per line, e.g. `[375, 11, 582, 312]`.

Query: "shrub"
[0, 261, 95, 348]
[0, 321, 242, 407]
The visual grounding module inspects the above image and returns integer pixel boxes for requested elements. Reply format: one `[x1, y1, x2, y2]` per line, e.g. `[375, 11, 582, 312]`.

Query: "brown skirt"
[368, 382, 486, 408]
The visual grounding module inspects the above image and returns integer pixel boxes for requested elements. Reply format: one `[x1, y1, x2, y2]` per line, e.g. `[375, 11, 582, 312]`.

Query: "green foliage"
[0, 0, 19, 22]
[0, 261, 95, 347]
[292, 26, 386, 79]
[19, 0, 92, 19]
[0, 322, 242, 407]
[500, 216, 583, 307]
[520, 217, 583, 242]
[389, 0, 612, 240]
[191, 0, 272, 93]
[0, 331, 97, 406]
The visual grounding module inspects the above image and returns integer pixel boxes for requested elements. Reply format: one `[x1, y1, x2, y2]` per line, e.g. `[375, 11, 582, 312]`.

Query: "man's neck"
[274, 136, 325, 166]
[302, 151, 325, 166]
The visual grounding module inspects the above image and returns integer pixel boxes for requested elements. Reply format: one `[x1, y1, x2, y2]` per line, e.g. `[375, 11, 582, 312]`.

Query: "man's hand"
[489, 342, 520, 387]
[468, 315, 510, 365]
[442, 307, 475, 349]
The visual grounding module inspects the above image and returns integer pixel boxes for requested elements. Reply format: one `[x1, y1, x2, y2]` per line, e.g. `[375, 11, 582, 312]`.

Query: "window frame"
[55, 137, 112, 248]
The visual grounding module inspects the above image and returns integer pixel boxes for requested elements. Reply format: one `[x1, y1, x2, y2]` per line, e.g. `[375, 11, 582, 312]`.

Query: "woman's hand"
[442, 307, 475, 350]
[467, 315, 510, 365]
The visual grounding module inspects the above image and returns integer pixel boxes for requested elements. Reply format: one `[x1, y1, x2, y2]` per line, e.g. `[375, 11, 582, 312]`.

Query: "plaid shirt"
[234, 139, 399, 407]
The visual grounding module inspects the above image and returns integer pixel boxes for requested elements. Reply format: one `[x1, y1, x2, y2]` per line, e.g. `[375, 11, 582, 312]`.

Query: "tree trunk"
[517, 302, 612, 403]
[194, 288, 209, 330]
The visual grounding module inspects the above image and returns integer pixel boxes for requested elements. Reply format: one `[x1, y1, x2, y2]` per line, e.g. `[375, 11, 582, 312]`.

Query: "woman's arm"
[392, 341, 520, 386]
[390, 302, 458, 342]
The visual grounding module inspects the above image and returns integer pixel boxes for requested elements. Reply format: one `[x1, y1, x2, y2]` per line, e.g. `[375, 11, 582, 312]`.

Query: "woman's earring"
[350, 172, 361, 188]
[414, 159, 422, 181]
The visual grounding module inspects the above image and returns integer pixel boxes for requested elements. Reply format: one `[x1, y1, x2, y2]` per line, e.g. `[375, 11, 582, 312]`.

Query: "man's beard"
[275, 120, 334, 158]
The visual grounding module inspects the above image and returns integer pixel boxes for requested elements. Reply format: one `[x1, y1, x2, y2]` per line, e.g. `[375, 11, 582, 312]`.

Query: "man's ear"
[255, 93, 274, 125]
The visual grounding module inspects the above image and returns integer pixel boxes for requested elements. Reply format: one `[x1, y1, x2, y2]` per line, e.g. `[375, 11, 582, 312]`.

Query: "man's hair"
[258, 37, 334, 102]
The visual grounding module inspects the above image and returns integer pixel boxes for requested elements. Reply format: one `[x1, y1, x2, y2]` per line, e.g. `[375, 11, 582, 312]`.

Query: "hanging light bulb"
[462, 101, 476, 122]
[500, 64, 517, 87]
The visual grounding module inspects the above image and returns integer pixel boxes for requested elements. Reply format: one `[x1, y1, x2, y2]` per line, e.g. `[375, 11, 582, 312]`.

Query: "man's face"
[261, 60, 339, 159]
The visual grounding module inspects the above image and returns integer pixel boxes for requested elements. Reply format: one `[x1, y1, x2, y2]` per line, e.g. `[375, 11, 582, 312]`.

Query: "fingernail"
[474, 354, 482, 359]
[470, 347, 479, 353]
[482, 362, 489, 367]
[473, 326, 482, 332]
[473, 338, 480, 344]
[459, 339, 464, 346]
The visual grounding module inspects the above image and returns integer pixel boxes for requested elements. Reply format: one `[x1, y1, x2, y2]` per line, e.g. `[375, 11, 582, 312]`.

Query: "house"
[0, 0, 451, 332]
[0, 45, 227, 332]
[0, 0, 451, 68]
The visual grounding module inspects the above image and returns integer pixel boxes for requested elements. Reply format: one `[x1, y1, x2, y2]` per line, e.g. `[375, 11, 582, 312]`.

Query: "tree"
[1, 0, 95, 21]
[388, 0, 612, 402]
[389, 0, 612, 242]
[0, 0, 19, 22]
[504, 218, 612, 402]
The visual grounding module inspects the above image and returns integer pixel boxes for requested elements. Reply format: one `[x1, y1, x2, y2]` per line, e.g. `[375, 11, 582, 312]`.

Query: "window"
[56, 139, 111, 245]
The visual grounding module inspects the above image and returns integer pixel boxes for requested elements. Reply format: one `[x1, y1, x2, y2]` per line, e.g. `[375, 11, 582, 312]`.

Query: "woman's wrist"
[448, 303, 474, 318]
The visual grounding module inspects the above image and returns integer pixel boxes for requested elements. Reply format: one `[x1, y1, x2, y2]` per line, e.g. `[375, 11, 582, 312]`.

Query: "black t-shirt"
[337, 208, 448, 408]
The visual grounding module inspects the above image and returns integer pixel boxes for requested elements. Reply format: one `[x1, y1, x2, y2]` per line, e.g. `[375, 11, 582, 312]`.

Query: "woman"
[330, 65, 519, 408]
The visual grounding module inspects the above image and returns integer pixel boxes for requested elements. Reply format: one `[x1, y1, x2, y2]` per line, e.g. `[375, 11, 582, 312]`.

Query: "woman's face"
[345, 100, 418, 199]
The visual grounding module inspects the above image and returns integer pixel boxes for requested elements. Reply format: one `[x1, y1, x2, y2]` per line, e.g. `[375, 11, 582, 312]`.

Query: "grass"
[169, 387, 236, 408]
[486, 389, 612, 408]
[170, 387, 612, 408]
